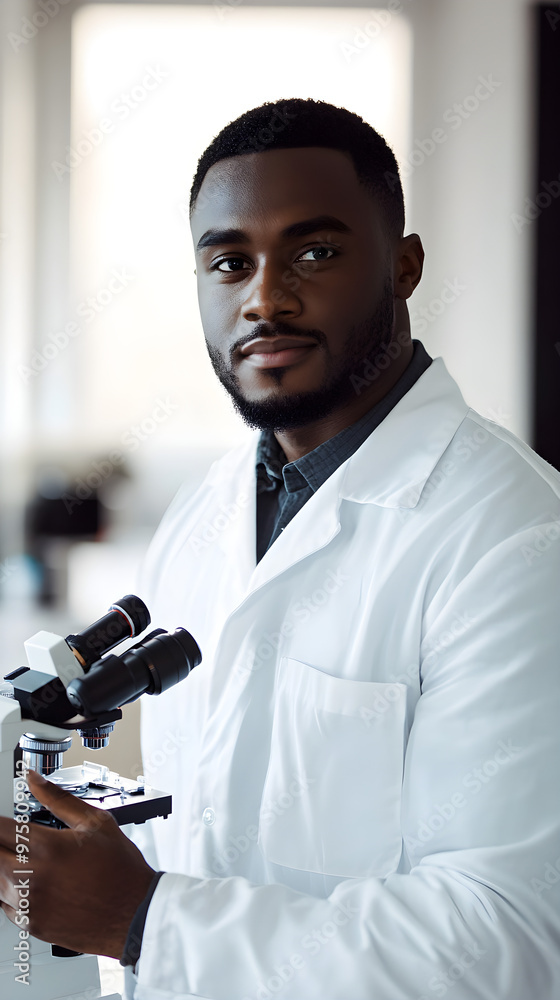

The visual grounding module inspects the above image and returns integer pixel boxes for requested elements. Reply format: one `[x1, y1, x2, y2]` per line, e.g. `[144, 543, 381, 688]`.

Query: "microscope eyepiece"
[65, 594, 151, 669]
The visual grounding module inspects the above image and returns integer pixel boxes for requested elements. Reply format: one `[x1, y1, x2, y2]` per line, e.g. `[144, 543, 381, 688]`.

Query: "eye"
[295, 245, 339, 263]
[210, 257, 250, 273]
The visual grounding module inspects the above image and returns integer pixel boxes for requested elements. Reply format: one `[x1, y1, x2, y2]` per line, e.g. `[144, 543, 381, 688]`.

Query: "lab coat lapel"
[339, 357, 470, 507]
[213, 432, 343, 603]
[246, 467, 344, 594]
[208, 433, 259, 610]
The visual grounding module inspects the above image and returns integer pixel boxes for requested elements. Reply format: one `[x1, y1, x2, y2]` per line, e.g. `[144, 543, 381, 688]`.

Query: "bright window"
[65, 3, 412, 451]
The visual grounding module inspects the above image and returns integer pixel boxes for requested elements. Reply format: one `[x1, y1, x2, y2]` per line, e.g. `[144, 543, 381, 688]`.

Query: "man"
[1, 97, 560, 999]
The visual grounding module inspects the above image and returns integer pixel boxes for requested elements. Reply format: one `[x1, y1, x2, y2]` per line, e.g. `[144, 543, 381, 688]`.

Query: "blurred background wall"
[0, 0, 556, 780]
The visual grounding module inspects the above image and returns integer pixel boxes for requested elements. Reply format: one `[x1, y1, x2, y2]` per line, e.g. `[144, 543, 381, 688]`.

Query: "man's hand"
[0, 770, 156, 959]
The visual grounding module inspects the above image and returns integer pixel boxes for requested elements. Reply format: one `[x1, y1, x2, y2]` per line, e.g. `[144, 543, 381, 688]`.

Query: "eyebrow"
[195, 214, 353, 254]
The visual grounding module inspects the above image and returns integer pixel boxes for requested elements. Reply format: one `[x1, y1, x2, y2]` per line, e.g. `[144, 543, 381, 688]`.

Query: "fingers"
[1, 773, 156, 957]
[26, 770, 116, 833]
[0, 817, 19, 850]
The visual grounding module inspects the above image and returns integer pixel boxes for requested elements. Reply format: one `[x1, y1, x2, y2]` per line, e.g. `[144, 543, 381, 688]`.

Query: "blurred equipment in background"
[23, 463, 133, 607]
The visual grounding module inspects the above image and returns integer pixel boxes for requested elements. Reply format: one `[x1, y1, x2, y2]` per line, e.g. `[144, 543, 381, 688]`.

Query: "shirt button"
[202, 807, 215, 826]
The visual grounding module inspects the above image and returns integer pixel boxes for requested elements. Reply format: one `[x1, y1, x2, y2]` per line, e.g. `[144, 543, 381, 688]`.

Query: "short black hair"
[189, 97, 405, 241]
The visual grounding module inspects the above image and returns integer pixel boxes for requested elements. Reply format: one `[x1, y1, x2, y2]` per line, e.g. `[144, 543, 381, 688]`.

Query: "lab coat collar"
[208, 356, 470, 600]
[339, 356, 470, 508]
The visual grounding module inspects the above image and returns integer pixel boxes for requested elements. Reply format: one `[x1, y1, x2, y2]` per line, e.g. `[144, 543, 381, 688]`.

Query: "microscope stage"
[29, 763, 171, 827]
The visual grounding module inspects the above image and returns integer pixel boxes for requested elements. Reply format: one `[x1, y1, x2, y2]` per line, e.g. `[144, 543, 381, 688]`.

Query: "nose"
[241, 257, 302, 323]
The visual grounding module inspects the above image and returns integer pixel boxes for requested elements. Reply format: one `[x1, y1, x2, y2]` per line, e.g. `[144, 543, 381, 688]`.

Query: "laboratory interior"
[0, 0, 559, 992]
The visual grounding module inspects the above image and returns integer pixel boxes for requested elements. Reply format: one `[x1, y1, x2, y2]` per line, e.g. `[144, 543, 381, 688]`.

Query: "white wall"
[405, 0, 536, 442]
[0, 0, 37, 559]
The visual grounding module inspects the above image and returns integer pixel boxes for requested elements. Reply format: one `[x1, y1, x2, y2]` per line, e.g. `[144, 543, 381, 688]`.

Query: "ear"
[394, 234, 424, 300]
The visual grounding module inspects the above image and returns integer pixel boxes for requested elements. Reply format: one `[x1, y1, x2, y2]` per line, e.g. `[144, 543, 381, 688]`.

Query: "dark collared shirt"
[256, 339, 433, 563]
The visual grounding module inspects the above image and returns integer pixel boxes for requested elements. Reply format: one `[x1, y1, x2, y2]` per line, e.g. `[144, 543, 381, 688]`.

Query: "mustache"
[231, 320, 326, 356]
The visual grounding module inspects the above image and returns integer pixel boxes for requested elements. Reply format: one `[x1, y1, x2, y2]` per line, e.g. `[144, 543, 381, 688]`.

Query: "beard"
[205, 276, 395, 431]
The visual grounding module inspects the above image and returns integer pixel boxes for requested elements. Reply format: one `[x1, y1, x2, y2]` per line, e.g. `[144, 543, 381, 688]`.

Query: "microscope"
[0, 595, 201, 1000]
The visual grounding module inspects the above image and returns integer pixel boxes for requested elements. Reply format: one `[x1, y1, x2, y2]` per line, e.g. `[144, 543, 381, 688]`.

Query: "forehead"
[191, 146, 383, 243]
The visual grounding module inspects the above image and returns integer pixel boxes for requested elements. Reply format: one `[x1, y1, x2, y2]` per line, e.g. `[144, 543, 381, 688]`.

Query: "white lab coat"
[129, 356, 560, 999]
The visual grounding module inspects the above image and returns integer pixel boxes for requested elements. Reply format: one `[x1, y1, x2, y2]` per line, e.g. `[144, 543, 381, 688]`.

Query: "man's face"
[191, 146, 397, 431]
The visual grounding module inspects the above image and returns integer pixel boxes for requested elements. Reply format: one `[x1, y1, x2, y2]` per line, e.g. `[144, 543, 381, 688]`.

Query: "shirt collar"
[255, 429, 288, 492]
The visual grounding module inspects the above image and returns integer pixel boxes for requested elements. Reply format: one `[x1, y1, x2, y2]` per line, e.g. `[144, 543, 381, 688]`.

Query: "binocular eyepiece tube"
[65, 611, 202, 718]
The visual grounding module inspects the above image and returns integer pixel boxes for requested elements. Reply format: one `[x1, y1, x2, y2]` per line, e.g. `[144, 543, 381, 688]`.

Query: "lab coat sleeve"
[132, 525, 560, 1000]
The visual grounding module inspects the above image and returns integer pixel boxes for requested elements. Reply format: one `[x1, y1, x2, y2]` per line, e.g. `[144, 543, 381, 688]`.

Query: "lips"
[239, 337, 318, 370]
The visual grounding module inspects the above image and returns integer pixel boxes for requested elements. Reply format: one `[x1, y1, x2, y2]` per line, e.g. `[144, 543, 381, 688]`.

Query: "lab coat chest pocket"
[258, 657, 407, 879]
